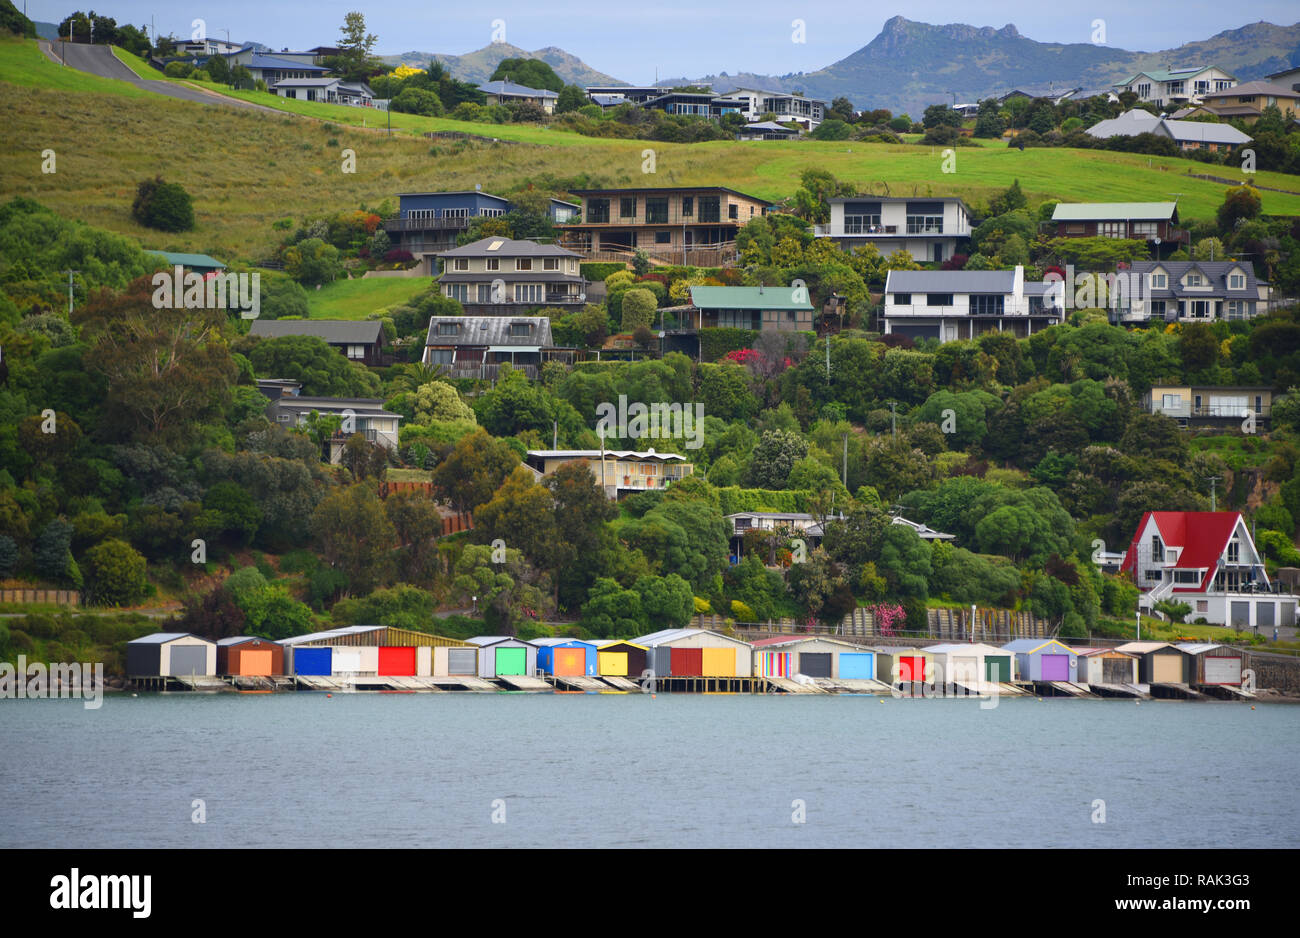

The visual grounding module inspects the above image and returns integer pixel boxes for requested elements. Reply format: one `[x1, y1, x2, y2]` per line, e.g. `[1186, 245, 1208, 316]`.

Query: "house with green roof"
[1113, 66, 1236, 109]
[1050, 202, 1185, 247]
[687, 285, 814, 332]
[147, 251, 227, 275]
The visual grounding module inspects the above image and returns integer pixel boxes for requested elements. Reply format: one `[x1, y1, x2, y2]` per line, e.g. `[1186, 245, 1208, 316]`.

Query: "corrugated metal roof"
[689, 286, 813, 311]
[1052, 202, 1178, 221]
[1115, 641, 1176, 654]
[1202, 80, 1300, 99]
[240, 52, 330, 71]
[148, 251, 226, 269]
[530, 637, 596, 647]
[1086, 110, 1252, 145]
[478, 80, 558, 98]
[590, 638, 649, 649]
[250, 319, 382, 344]
[1174, 642, 1225, 655]
[466, 635, 538, 646]
[279, 625, 384, 645]
[526, 449, 689, 461]
[216, 636, 274, 646]
[438, 237, 580, 258]
[128, 632, 198, 644]
[928, 642, 1008, 655]
[423, 316, 555, 348]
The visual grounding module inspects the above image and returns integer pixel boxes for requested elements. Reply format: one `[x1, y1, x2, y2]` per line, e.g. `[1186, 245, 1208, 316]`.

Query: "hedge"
[700, 328, 759, 362]
[714, 487, 814, 515]
[581, 262, 628, 281]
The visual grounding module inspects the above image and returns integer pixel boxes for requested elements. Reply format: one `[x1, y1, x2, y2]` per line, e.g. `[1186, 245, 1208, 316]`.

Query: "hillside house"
[248, 319, 386, 366]
[266, 396, 402, 462]
[271, 77, 374, 105]
[881, 266, 1065, 342]
[523, 449, 694, 499]
[385, 191, 579, 263]
[435, 237, 586, 313]
[1050, 202, 1183, 244]
[1119, 511, 1296, 629]
[422, 315, 572, 380]
[815, 196, 974, 264]
[478, 79, 558, 113]
[1111, 260, 1268, 324]
[558, 186, 771, 265]
[726, 88, 826, 130]
[1187, 81, 1300, 123]
[1086, 108, 1251, 153]
[1143, 385, 1272, 429]
[1112, 67, 1237, 107]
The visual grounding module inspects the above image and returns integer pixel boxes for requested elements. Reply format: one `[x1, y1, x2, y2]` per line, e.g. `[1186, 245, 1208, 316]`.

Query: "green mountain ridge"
[379, 42, 625, 88]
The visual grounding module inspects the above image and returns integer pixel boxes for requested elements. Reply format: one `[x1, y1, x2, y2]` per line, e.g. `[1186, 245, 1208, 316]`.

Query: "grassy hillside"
[3, 36, 1299, 264]
[304, 275, 434, 319]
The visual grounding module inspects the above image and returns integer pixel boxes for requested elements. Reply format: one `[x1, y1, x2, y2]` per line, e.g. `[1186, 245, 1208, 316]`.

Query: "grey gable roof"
[1129, 260, 1261, 298]
[424, 315, 555, 347]
[886, 270, 1016, 293]
[249, 320, 383, 344]
[437, 237, 581, 259]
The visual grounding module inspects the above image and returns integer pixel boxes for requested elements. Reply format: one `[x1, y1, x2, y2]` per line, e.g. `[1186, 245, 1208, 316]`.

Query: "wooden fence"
[698, 607, 1052, 643]
[0, 588, 80, 607]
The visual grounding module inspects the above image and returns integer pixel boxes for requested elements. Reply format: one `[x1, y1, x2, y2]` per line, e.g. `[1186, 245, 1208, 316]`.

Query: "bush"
[621, 287, 657, 331]
[581, 262, 627, 281]
[131, 176, 195, 232]
[163, 61, 188, 78]
[391, 87, 445, 116]
[84, 539, 149, 607]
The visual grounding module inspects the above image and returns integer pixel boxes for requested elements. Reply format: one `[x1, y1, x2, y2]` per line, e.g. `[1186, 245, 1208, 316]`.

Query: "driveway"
[38, 40, 282, 113]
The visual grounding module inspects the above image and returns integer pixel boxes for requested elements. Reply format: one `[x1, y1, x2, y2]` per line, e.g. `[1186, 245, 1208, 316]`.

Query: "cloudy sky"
[25, 1, 1297, 83]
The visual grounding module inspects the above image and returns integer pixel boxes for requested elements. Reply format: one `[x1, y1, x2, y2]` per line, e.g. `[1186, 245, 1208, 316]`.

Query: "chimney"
[1013, 264, 1024, 303]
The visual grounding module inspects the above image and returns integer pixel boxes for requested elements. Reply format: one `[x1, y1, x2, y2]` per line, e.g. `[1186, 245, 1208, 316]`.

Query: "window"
[1099, 222, 1126, 239]
[925, 294, 954, 306]
[1185, 272, 1203, 286]
[1227, 540, 1241, 563]
[479, 208, 505, 217]
[509, 322, 533, 337]
[681, 196, 693, 216]
[1167, 80, 1185, 95]
[1174, 570, 1200, 584]
[444, 208, 468, 219]
[1137, 83, 1151, 98]
[844, 213, 881, 234]
[444, 284, 468, 302]
[346, 345, 365, 359]
[588, 199, 610, 223]
[436, 322, 460, 336]
[1225, 300, 1243, 320]
[655, 231, 671, 244]
[426, 349, 453, 364]
[1132, 222, 1157, 238]
[620, 197, 637, 219]
[485, 258, 499, 271]
[514, 284, 542, 303]
[543, 258, 559, 270]
[698, 196, 721, 223]
[1197, 601, 1208, 612]
[1144, 569, 1161, 582]
[516, 258, 533, 271]
[1188, 299, 1211, 318]
[969, 295, 1004, 315]
[1150, 272, 1167, 289]
[1150, 300, 1166, 317]
[893, 293, 911, 305]
[1228, 272, 1245, 289]
[906, 214, 943, 234]
[1151, 535, 1164, 563]
[453, 258, 469, 271]
[476, 284, 495, 303]
[646, 197, 668, 224]
[1161, 393, 1180, 409]
[728, 204, 738, 220]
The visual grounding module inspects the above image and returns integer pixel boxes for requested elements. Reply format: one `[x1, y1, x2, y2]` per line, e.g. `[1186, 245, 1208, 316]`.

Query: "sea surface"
[2, 692, 1297, 848]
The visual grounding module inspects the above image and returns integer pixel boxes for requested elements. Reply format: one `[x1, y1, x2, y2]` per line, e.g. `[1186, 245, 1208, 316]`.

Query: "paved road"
[38, 40, 280, 112]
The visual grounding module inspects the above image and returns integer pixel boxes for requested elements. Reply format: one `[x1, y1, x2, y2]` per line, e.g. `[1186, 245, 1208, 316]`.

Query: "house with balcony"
[478, 79, 559, 113]
[584, 86, 674, 107]
[558, 186, 771, 265]
[435, 237, 586, 314]
[271, 77, 374, 105]
[421, 315, 573, 380]
[1050, 202, 1183, 245]
[1143, 386, 1273, 429]
[1112, 66, 1237, 108]
[266, 396, 401, 463]
[385, 191, 512, 263]
[816, 197, 973, 264]
[1120, 511, 1296, 629]
[219, 49, 331, 85]
[726, 512, 824, 563]
[248, 319, 386, 367]
[1086, 109, 1251, 153]
[1110, 260, 1268, 324]
[523, 449, 694, 499]
[881, 266, 1064, 342]
[726, 88, 826, 130]
[641, 90, 749, 119]
[1183, 81, 1300, 123]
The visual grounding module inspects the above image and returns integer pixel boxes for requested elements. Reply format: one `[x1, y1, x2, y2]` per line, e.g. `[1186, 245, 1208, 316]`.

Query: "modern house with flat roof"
[385, 191, 580, 262]
[422, 315, 572, 380]
[1111, 260, 1268, 324]
[266, 396, 401, 462]
[249, 319, 386, 366]
[523, 449, 694, 499]
[220, 49, 331, 85]
[727, 88, 826, 130]
[882, 266, 1065, 342]
[815, 196, 974, 263]
[435, 237, 586, 312]
[1086, 108, 1251, 152]
[1143, 385, 1272, 429]
[1050, 202, 1184, 245]
[736, 120, 800, 140]
[558, 186, 771, 265]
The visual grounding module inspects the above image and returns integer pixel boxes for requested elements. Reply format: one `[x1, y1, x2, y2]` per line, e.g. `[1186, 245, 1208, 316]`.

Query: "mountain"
[380, 42, 626, 88]
[690, 16, 1300, 118]
[33, 21, 59, 40]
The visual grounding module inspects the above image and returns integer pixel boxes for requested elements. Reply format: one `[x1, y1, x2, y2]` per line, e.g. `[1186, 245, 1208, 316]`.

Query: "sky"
[23, 1, 1298, 84]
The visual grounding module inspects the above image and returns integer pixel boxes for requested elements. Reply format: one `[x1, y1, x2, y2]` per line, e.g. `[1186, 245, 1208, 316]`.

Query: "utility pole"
[841, 432, 848, 488]
[888, 401, 897, 440]
[1207, 476, 1218, 511]
[64, 270, 79, 316]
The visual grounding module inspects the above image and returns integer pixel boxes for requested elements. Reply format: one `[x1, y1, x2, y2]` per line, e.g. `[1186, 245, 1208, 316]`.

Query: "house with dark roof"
[815, 196, 974, 264]
[221, 48, 331, 85]
[422, 315, 570, 380]
[266, 396, 401, 462]
[524, 450, 693, 499]
[1086, 108, 1251, 153]
[1120, 511, 1296, 629]
[1187, 81, 1300, 123]
[1265, 64, 1300, 95]
[478, 80, 559, 113]
[248, 319, 386, 366]
[1112, 260, 1268, 325]
[436, 237, 586, 313]
[1050, 202, 1184, 245]
[881, 266, 1064, 342]
[1112, 66, 1236, 108]
[736, 120, 800, 140]
[558, 186, 772, 265]
[147, 251, 227, 275]
[384, 191, 579, 262]
[271, 77, 374, 105]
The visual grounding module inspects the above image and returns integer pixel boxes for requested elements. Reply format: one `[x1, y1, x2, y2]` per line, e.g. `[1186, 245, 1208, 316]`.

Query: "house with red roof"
[1120, 511, 1296, 630]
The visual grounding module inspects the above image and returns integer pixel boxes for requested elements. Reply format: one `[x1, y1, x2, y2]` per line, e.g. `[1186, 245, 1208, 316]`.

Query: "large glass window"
[681, 196, 693, 216]
[587, 198, 610, 223]
[443, 284, 468, 302]
[969, 295, 1004, 315]
[926, 294, 954, 306]
[646, 197, 669, 224]
[698, 197, 721, 223]
[906, 214, 943, 234]
[620, 198, 637, 219]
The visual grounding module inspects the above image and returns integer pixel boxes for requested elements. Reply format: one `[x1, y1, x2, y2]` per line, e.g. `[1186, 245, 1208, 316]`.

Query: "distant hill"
[380, 42, 625, 88]
[34, 21, 58, 40]
[690, 16, 1300, 117]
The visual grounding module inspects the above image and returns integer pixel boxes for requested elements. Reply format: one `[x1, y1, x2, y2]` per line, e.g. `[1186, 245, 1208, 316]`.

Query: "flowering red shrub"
[384, 249, 414, 263]
[870, 603, 906, 638]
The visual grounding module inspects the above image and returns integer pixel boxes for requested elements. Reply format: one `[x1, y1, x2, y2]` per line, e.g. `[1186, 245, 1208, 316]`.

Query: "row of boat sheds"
[124, 627, 1258, 699]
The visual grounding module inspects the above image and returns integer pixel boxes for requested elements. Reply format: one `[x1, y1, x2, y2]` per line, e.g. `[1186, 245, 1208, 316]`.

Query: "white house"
[816, 197, 973, 264]
[882, 266, 1065, 342]
[726, 88, 826, 130]
[1112, 66, 1237, 108]
[1120, 511, 1297, 630]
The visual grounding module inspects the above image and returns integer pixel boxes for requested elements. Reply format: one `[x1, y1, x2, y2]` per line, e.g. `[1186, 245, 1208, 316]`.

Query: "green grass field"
[4, 36, 1300, 264]
[304, 274, 433, 319]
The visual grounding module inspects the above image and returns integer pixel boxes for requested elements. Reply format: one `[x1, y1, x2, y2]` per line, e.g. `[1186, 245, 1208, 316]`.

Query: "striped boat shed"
[633, 628, 753, 677]
[279, 625, 472, 677]
[872, 646, 936, 684]
[466, 636, 539, 678]
[532, 637, 598, 676]
[216, 636, 284, 676]
[1115, 641, 1187, 684]
[127, 633, 217, 677]
[590, 639, 648, 677]
[750, 636, 878, 679]
[1000, 638, 1078, 682]
[1072, 647, 1139, 686]
[1175, 642, 1243, 686]
[926, 642, 1015, 685]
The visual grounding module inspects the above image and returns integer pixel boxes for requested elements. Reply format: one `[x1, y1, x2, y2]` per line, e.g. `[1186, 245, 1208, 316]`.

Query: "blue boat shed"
[531, 637, 598, 676]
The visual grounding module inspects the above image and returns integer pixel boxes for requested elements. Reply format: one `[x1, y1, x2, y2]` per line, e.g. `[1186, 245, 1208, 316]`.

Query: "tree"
[556, 84, 585, 113]
[828, 96, 855, 122]
[34, 519, 78, 586]
[810, 119, 851, 140]
[988, 180, 1027, 217]
[787, 547, 853, 626]
[310, 484, 396, 595]
[83, 538, 148, 606]
[634, 573, 694, 630]
[2, 0, 37, 37]
[283, 237, 343, 286]
[410, 381, 474, 423]
[922, 103, 962, 129]
[391, 86, 445, 116]
[431, 429, 520, 514]
[1216, 185, 1261, 232]
[341, 433, 388, 481]
[131, 176, 194, 232]
[473, 465, 556, 567]
[384, 491, 443, 584]
[580, 578, 644, 637]
[489, 57, 564, 93]
[337, 11, 379, 82]
[748, 429, 809, 489]
[0, 535, 16, 577]
[244, 335, 378, 398]
[452, 543, 552, 632]
[621, 287, 657, 331]
[546, 461, 617, 609]
[230, 65, 254, 90]
[206, 52, 231, 84]
[877, 523, 931, 598]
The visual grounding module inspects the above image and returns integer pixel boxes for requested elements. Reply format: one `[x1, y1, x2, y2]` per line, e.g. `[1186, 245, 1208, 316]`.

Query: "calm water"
[2, 692, 1298, 848]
